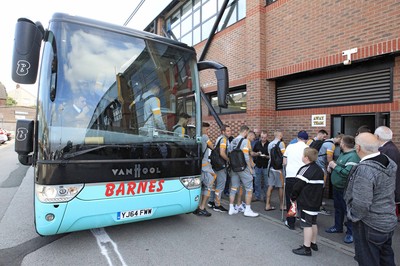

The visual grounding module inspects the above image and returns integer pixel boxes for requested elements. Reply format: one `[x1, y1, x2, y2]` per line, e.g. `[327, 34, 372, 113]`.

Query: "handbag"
[287, 200, 297, 217]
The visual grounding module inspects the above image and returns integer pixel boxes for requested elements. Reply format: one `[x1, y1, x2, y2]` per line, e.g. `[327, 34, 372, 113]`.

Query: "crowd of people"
[192, 123, 399, 264]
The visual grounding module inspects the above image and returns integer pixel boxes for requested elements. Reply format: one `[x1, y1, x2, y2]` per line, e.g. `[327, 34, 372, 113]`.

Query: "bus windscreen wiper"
[61, 143, 147, 160]
[62, 145, 109, 159]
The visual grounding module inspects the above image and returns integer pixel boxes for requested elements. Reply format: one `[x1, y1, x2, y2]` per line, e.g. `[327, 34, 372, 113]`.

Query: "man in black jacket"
[374, 126, 400, 221]
[252, 131, 270, 202]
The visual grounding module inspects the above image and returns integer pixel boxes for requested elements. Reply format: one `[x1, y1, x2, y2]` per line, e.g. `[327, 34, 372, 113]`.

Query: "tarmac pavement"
[221, 187, 400, 265]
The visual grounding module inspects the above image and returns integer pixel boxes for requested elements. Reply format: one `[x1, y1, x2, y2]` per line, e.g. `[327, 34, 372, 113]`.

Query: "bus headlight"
[180, 176, 201, 189]
[36, 184, 84, 203]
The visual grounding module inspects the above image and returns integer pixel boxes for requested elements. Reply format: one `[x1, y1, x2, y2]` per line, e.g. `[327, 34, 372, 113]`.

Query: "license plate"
[117, 208, 153, 220]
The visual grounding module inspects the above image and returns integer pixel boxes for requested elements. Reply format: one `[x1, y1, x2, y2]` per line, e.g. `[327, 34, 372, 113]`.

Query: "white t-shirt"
[283, 141, 308, 177]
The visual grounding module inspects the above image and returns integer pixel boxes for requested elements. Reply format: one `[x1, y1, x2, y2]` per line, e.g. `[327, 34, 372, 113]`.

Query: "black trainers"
[194, 208, 212, 217]
[207, 201, 215, 208]
[285, 220, 295, 230]
[213, 205, 228, 212]
[311, 243, 318, 251]
[292, 245, 312, 256]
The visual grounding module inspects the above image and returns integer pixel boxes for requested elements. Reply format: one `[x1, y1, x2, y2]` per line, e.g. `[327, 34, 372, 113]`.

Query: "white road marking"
[91, 228, 127, 266]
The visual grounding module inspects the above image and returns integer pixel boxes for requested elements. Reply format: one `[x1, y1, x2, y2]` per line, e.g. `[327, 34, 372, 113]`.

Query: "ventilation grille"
[276, 68, 392, 110]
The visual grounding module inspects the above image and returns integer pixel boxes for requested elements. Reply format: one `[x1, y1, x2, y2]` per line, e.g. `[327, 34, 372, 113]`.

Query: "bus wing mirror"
[12, 18, 44, 84]
[215, 67, 228, 108]
[15, 119, 35, 166]
[197, 61, 229, 109]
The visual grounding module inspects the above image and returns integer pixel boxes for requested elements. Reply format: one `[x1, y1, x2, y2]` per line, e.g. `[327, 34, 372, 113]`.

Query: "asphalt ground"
[1, 160, 361, 266]
[220, 187, 400, 265]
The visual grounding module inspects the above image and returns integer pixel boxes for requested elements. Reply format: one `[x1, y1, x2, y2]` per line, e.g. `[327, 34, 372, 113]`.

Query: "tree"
[6, 96, 17, 106]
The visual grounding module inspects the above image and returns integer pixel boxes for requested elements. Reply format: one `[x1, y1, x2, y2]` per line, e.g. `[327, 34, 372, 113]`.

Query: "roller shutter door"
[276, 57, 394, 110]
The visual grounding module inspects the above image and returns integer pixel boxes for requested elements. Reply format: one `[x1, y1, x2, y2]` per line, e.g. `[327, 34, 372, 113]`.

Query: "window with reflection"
[165, 0, 246, 46]
[210, 86, 246, 114]
[36, 19, 201, 162]
[177, 96, 195, 118]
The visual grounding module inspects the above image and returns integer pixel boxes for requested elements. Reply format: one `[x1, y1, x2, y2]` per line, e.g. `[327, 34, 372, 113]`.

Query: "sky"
[0, 0, 172, 95]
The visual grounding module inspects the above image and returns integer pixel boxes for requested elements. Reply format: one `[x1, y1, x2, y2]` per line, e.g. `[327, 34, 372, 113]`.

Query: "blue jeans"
[352, 221, 395, 266]
[333, 187, 352, 235]
[254, 167, 268, 200]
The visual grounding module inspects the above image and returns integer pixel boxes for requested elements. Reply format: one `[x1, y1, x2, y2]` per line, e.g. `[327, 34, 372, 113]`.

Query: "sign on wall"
[311, 114, 326, 127]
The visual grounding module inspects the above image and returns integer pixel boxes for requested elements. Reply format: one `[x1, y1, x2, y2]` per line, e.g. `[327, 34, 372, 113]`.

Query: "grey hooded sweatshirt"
[344, 153, 398, 233]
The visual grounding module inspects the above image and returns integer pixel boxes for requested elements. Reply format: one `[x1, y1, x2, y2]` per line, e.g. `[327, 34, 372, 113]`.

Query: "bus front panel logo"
[112, 164, 161, 178]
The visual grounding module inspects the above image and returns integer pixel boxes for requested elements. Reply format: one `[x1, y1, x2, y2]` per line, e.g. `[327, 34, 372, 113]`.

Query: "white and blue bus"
[12, 13, 228, 236]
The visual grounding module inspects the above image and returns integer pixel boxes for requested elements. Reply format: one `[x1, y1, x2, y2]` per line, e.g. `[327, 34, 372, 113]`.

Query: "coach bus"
[12, 13, 228, 236]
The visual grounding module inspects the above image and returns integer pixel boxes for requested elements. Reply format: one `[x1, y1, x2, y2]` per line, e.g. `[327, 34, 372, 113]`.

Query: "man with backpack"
[132, 84, 166, 132]
[173, 113, 191, 137]
[308, 130, 335, 171]
[208, 124, 231, 212]
[193, 122, 215, 217]
[307, 129, 329, 150]
[227, 125, 259, 217]
[266, 131, 286, 211]
[309, 129, 335, 215]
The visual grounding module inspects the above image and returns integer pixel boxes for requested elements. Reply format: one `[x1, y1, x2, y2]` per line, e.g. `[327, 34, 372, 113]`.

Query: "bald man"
[344, 132, 397, 266]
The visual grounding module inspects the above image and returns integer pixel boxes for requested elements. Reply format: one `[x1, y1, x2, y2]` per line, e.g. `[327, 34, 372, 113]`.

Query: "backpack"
[210, 138, 226, 171]
[134, 94, 156, 127]
[309, 139, 324, 152]
[309, 139, 334, 156]
[172, 124, 184, 137]
[229, 138, 247, 172]
[270, 141, 283, 170]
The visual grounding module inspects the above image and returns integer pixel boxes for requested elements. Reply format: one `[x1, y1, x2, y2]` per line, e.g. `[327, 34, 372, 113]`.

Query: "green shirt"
[331, 149, 360, 189]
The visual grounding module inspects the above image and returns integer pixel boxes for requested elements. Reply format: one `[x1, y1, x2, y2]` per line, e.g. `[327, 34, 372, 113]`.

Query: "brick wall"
[195, 0, 400, 143]
[0, 106, 36, 132]
[265, 0, 400, 75]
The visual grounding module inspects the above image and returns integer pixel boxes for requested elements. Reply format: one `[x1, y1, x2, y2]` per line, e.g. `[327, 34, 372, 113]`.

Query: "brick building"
[0, 82, 6, 107]
[145, 0, 400, 143]
[0, 82, 36, 132]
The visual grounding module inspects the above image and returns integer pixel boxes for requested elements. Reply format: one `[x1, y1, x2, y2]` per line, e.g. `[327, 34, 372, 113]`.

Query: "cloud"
[64, 29, 144, 94]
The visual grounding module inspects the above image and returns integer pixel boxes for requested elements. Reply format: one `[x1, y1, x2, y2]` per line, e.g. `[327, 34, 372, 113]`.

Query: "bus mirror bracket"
[18, 154, 33, 166]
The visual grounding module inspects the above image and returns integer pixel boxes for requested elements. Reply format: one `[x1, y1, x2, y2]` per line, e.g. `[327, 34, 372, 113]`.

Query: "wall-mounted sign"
[311, 114, 326, 127]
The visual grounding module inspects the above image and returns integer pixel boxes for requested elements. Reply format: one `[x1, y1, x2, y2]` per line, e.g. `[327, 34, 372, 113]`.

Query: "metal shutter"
[276, 57, 393, 110]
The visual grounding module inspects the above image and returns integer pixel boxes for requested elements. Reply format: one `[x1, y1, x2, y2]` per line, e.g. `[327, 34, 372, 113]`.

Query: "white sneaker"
[237, 205, 245, 213]
[244, 208, 259, 217]
[229, 207, 239, 215]
[319, 206, 331, 216]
